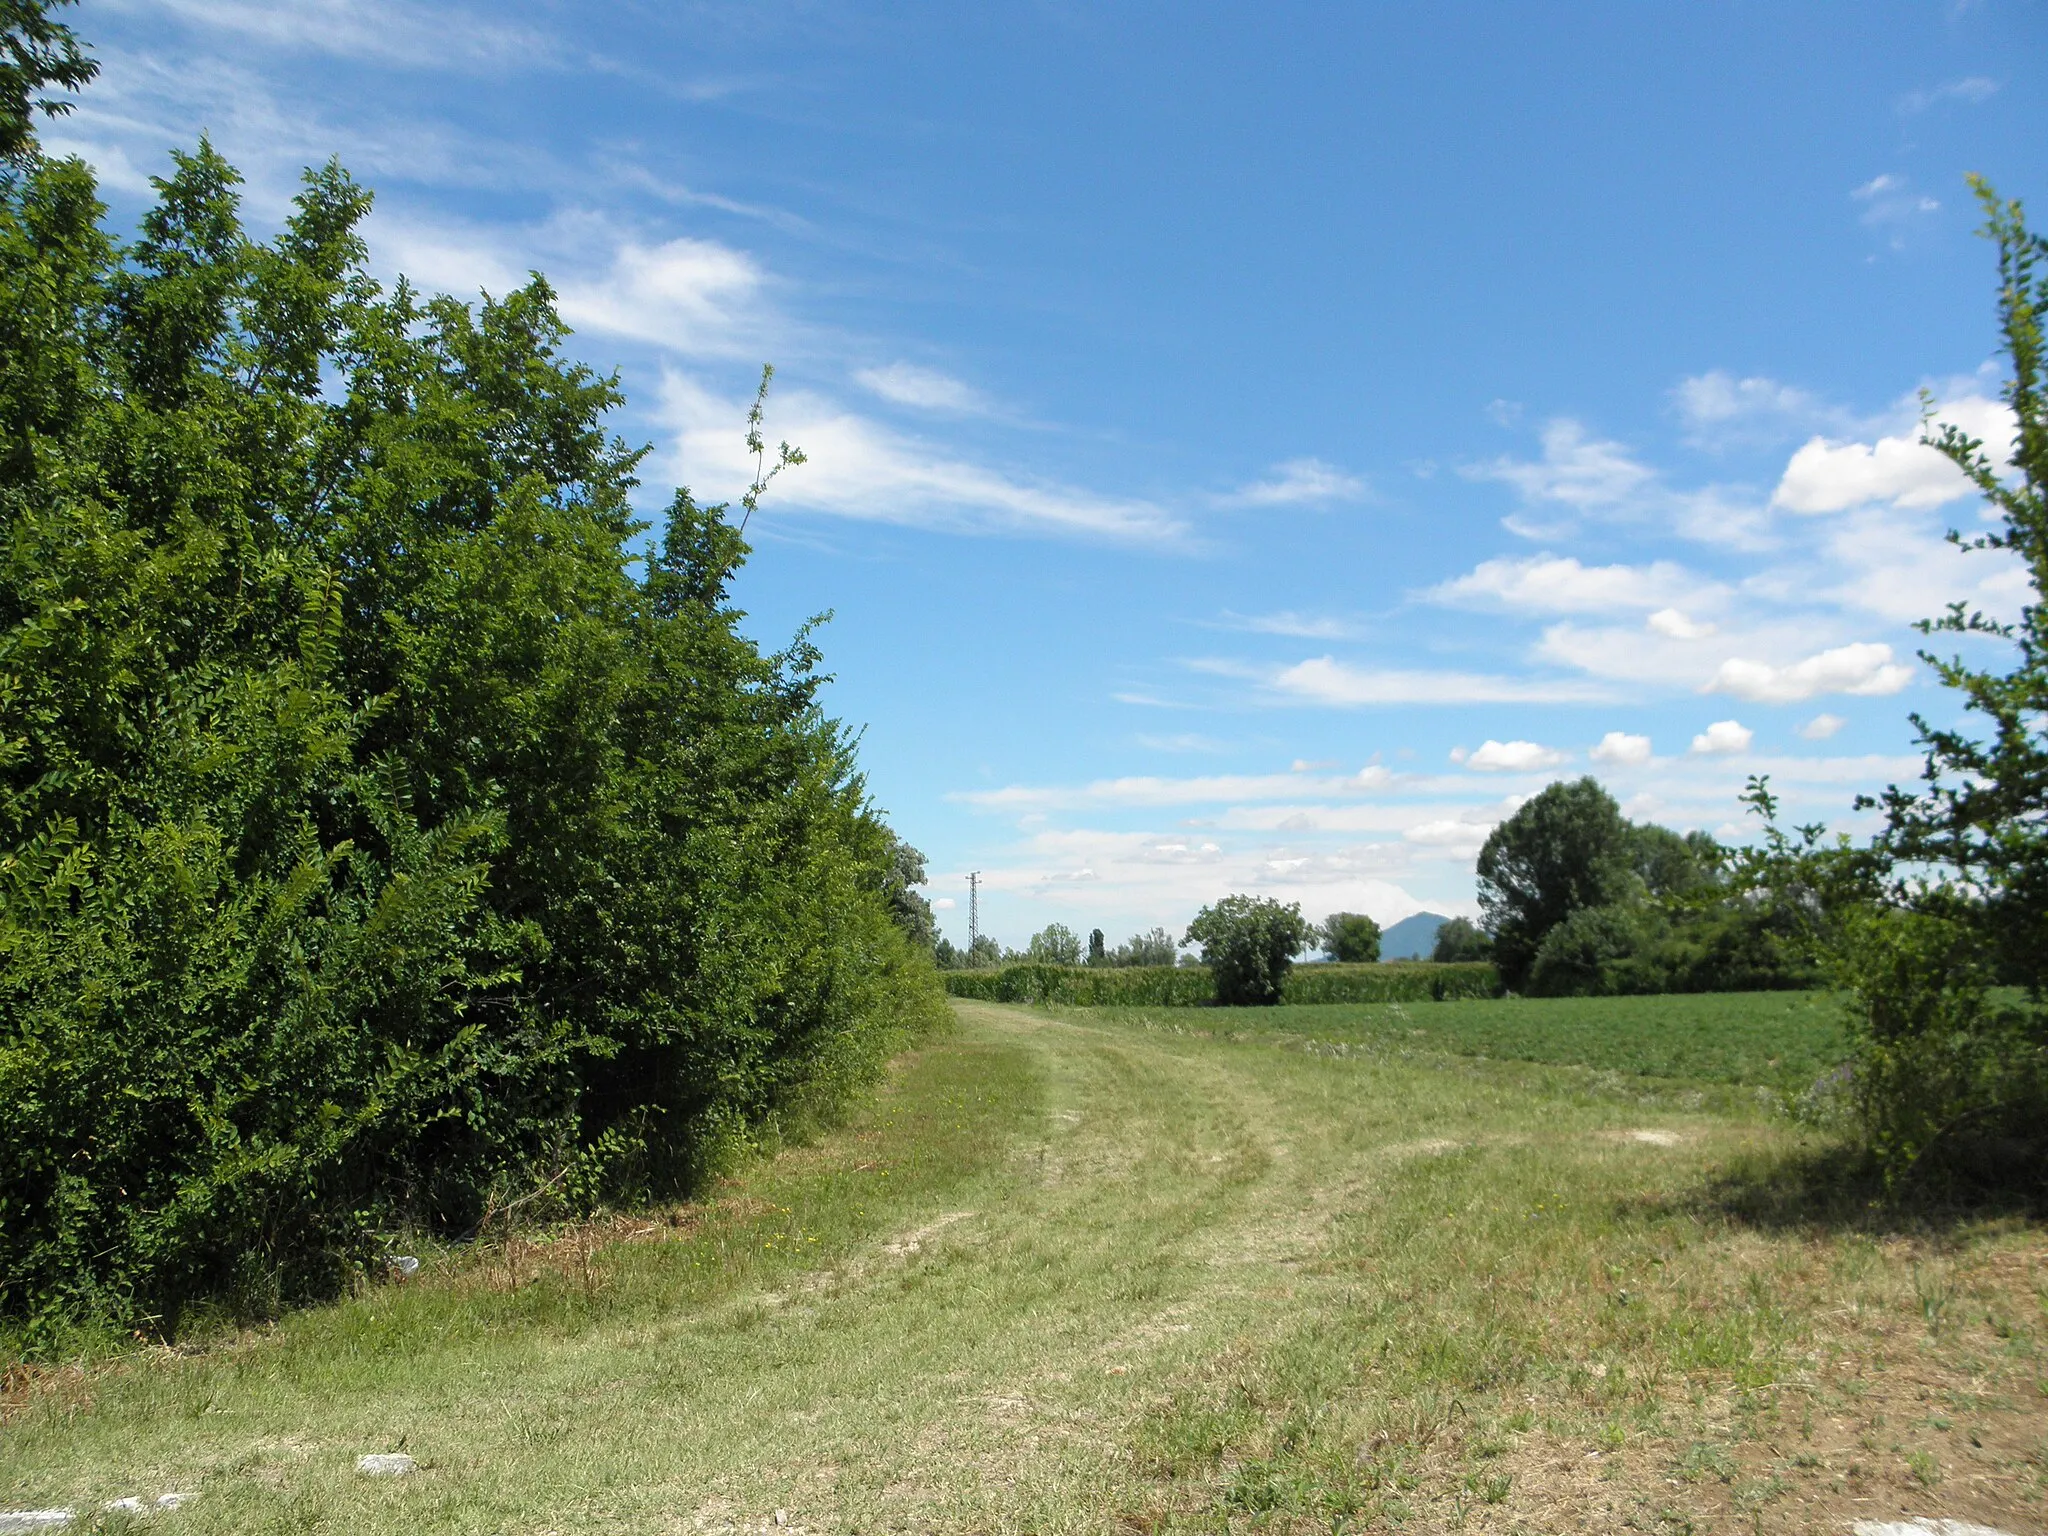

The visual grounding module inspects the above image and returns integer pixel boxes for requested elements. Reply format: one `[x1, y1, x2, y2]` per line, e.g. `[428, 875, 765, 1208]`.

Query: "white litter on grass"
[388, 1255, 420, 1277]
[1625, 1129, 1683, 1146]
[356, 1453, 418, 1477]
[0, 1514, 74, 1532]
[153, 1495, 194, 1511]
[1853, 1521, 2019, 1536]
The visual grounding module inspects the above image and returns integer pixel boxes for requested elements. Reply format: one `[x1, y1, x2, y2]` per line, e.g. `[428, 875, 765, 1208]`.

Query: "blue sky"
[54, 0, 2046, 952]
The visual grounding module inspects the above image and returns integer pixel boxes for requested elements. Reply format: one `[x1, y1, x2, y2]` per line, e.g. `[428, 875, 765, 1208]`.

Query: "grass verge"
[3, 995, 2042, 1535]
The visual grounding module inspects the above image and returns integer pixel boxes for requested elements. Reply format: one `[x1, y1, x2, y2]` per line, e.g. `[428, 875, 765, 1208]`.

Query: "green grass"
[1079, 989, 1849, 1089]
[3, 994, 2041, 1535]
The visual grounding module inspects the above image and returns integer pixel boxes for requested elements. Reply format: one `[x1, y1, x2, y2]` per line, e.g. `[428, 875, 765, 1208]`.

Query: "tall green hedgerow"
[0, 7, 942, 1332]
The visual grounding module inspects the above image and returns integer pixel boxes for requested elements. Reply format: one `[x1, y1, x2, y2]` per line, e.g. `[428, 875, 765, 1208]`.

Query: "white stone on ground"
[1853, 1520, 2019, 1536]
[356, 1453, 418, 1477]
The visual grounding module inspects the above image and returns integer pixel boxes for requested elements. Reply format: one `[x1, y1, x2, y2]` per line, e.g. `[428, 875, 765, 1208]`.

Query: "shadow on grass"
[1659, 1136, 2048, 1240]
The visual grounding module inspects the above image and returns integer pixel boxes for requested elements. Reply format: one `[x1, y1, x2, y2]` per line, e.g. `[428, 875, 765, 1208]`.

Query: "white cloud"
[1799, 713, 1847, 740]
[1228, 458, 1365, 506]
[1769, 393, 2007, 520]
[932, 897, 956, 910]
[1898, 77, 1999, 114]
[554, 237, 767, 356]
[1268, 656, 1613, 707]
[1466, 419, 1656, 515]
[1646, 608, 1716, 640]
[1810, 503, 2031, 625]
[1536, 614, 1844, 691]
[119, 0, 554, 72]
[1704, 642, 1913, 703]
[1219, 610, 1365, 640]
[1851, 173, 1942, 241]
[854, 362, 994, 416]
[1590, 731, 1653, 766]
[1774, 427, 1978, 514]
[659, 374, 1188, 546]
[1690, 720, 1753, 756]
[1673, 371, 1849, 446]
[1428, 554, 1718, 615]
[1457, 739, 1568, 773]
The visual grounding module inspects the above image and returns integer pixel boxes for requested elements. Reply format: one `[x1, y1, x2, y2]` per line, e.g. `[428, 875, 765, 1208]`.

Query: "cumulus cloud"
[1428, 554, 1719, 615]
[1267, 656, 1613, 707]
[1590, 731, 1653, 766]
[1646, 608, 1716, 640]
[1799, 713, 1847, 740]
[1704, 642, 1912, 704]
[932, 897, 956, 910]
[1770, 409, 2001, 514]
[1690, 720, 1753, 756]
[1228, 458, 1366, 506]
[1452, 740, 1569, 773]
[854, 362, 994, 416]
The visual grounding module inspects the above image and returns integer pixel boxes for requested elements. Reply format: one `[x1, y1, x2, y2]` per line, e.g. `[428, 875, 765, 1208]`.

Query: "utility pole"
[967, 872, 980, 951]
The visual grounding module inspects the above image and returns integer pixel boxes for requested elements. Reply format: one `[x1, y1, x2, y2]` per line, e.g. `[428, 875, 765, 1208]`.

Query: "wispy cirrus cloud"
[101, 0, 554, 73]
[1897, 76, 1998, 114]
[659, 374, 1191, 546]
[1468, 418, 1774, 550]
[854, 362, 997, 417]
[1224, 457, 1366, 506]
[1214, 610, 1368, 640]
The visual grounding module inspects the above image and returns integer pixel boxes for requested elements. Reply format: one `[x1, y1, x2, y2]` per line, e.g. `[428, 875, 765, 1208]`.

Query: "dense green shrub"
[1185, 895, 1313, 1006]
[941, 961, 1499, 1006]
[0, 26, 941, 1331]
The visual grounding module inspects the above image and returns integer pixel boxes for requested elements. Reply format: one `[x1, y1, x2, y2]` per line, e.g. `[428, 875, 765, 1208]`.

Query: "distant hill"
[1380, 911, 1451, 961]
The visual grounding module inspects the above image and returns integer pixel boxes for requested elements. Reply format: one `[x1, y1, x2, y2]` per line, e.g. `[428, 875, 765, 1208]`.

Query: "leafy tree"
[965, 934, 1003, 968]
[878, 831, 936, 950]
[1087, 927, 1107, 966]
[1114, 926, 1178, 967]
[1630, 824, 1721, 900]
[1185, 895, 1311, 1006]
[1027, 922, 1083, 966]
[0, 0, 93, 162]
[933, 936, 962, 970]
[1430, 916, 1493, 964]
[0, 19, 942, 1329]
[1795, 180, 2048, 1177]
[1476, 777, 1636, 989]
[1319, 911, 1381, 964]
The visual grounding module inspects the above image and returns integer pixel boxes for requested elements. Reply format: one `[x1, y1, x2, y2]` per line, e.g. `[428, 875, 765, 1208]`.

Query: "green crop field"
[4, 994, 2042, 1535]
[1076, 989, 1851, 1091]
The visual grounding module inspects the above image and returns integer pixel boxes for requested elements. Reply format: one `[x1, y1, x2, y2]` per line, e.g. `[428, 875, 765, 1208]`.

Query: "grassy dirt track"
[5, 998, 2046, 1534]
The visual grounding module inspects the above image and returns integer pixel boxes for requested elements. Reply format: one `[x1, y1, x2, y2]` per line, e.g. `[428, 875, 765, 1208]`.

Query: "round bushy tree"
[1319, 911, 1382, 963]
[1476, 777, 1637, 990]
[1185, 895, 1312, 1006]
